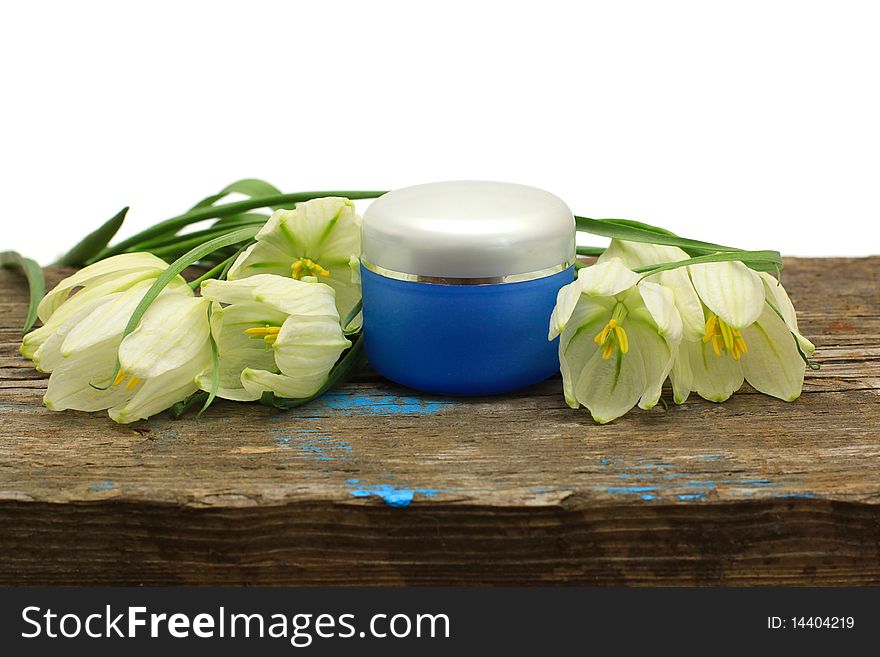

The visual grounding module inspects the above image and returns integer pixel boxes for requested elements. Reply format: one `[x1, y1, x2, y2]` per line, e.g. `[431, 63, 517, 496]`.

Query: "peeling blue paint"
[678, 492, 707, 501]
[683, 480, 717, 490]
[533, 486, 552, 493]
[640, 494, 657, 501]
[775, 492, 817, 499]
[276, 391, 455, 418]
[348, 484, 440, 508]
[88, 481, 114, 492]
[606, 486, 659, 495]
[273, 429, 352, 461]
[731, 478, 775, 487]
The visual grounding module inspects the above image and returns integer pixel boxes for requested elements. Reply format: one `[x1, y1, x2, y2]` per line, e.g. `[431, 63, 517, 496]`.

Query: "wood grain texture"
[0, 258, 878, 585]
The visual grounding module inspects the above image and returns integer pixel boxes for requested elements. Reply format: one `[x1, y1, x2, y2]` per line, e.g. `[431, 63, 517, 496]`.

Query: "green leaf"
[576, 216, 741, 255]
[55, 206, 129, 266]
[187, 249, 247, 289]
[92, 190, 388, 262]
[342, 299, 363, 333]
[98, 225, 261, 389]
[634, 249, 783, 276]
[0, 251, 45, 332]
[260, 333, 366, 410]
[169, 391, 209, 419]
[576, 246, 605, 257]
[600, 218, 679, 239]
[190, 179, 284, 211]
[210, 212, 272, 229]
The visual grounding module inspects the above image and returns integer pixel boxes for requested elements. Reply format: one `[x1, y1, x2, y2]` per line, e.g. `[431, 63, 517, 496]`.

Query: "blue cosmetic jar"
[360, 181, 576, 396]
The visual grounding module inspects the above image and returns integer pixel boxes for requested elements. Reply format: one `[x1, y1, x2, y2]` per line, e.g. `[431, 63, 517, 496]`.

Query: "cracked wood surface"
[0, 258, 878, 585]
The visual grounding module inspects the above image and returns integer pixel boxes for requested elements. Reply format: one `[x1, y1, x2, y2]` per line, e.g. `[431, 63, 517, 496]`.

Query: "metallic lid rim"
[360, 258, 576, 286]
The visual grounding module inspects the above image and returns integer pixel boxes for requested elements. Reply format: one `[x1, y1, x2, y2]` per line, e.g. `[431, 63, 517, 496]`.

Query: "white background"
[2, 0, 878, 263]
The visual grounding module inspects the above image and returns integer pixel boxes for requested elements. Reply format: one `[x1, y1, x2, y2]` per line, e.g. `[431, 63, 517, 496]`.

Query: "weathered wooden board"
[0, 258, 878, 585]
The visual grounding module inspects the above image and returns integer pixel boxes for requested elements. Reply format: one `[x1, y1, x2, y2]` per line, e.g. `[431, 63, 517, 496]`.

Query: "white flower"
[549, 258, 682, 423]
[226, 197, 362, 322]
[599, 240, 815, 403]
[199, 274, 351, 401]
[21, 252, 188, 366]
[42, 288, 212, 424]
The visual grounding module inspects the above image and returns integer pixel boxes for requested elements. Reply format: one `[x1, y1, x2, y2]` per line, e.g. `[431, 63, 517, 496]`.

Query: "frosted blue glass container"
[361, 181, 576, 396]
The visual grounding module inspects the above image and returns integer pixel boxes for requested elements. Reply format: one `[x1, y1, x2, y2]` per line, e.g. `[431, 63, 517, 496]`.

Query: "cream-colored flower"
[226, 197, 362, 321]
[42, 289, 212, 424]
[599, 240, 815, 403]
[549, 258, 682, 423]
[198, 274, 351, 401]
[21, 252, 188, 367]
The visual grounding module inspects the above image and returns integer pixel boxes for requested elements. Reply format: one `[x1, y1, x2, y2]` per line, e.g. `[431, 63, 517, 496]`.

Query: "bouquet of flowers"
[1, 179, 815, 425]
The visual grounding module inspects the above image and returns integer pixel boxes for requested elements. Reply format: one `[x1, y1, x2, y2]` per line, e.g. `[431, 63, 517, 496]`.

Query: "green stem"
[188, 253, 240, 289]
[0, 251, 45, 332]
[134, 217, 266, 251]
[93, 190, 387, 262]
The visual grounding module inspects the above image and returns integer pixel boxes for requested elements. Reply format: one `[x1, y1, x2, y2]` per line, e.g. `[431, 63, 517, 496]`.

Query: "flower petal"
[557, 297, 613, 407]
[118, 295, 211, 379]
[287, 197, 361, 266]
[549, 259, 638, 339]
[37, 252, 170, 322]
[573, 342, 647, 424]
[226, 240, 297, 280]
[689, 261, 764, 329]
[195, 302, 284, 402]
[60, 280, 160, 358]
[110, 342, 212, 424]
[576, 257, 641, 298]
[598, 239, 690, 270]
[637, 280, 682, 343]
[627, 320, 675, 410]
[658, 269, 706, 340]
[273, 315, 351, 380]
[43, 338, 130, 412]
[30, 294, 117, 372]
[685, 339, 744, 402]
[759, 272, 815, 355]
[740, 304, 807, 401]
[201, 275, 340, 319]
[669, 343, 693, 404]
[240, 368, 327, 400]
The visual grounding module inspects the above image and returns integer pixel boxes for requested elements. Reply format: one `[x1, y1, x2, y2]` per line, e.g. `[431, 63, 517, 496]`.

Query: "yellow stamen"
[704, 313, 748, 360]
[614, 325, 629, 354]
[112, 370, 126, 386]
[594, 316, 628, 360]
[602, 341, 616, 360]
[244, 326, 281, 336]
[126, 377, 141, 390]
[703, 314, 718, 343]
[291, 257, 330, 280]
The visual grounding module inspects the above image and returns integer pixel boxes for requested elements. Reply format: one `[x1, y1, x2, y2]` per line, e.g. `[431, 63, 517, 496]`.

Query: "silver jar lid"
[361, 180, 576, 282]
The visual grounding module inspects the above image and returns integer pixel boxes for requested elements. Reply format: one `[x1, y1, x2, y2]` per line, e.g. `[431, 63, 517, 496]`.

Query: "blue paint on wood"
[88, 481, 114, 492]
[275, 391, 455, 418]
[348, 483, 441, 508]
[606, 486, 659, 495]
[273, 429, 352, 461]
[640, 494, 657, 501]
[775, 492, 817, 499]
[678, 492, 707, 501]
